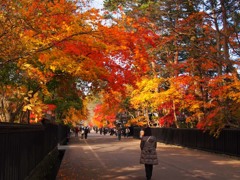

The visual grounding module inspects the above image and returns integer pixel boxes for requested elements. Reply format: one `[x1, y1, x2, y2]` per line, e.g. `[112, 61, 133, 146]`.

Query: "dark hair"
[144, 127, 152, 136]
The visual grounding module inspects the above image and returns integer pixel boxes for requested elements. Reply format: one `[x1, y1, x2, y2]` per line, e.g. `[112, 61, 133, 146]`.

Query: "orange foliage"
[92, 104, 116, 128]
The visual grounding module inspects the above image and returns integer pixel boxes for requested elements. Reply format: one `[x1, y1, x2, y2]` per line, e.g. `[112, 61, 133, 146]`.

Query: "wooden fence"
[0, 123, 69, 180]
[133, 127, 240, 157]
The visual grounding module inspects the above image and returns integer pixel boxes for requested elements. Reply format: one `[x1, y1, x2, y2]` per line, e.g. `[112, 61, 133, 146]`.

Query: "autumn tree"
[1, 0, 239, 135]
[103, 0, 240, 135]
[0, 0, 80, 123]
[0, 0, 105, 123]
[0, 0, 154, 126]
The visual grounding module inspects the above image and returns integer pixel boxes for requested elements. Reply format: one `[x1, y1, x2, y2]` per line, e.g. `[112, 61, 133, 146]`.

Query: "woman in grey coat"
[140, 127, 158, 180]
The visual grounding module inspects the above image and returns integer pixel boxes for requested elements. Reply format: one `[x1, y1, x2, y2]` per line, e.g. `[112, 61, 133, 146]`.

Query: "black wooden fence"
[0, 123, 69, 180]
[133, 127, 240, 157]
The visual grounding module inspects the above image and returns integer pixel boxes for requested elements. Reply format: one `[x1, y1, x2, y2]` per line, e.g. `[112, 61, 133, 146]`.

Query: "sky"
[90, 0, 103, 9]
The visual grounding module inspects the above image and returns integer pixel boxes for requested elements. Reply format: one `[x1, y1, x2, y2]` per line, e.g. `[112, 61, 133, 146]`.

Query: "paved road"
[56, 132, 240, 180]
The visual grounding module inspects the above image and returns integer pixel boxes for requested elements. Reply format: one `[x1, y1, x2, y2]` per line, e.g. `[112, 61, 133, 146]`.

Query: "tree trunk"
[172, 101, 179, 128]
[220, 0, 233, 73]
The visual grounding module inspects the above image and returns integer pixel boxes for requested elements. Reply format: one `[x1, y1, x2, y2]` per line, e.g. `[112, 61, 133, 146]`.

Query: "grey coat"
[140, 136, 158, 165]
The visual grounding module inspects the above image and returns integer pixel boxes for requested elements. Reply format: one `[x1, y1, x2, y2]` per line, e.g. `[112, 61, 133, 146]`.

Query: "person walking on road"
[74, 127, 79, 137]
[84, 126, 89, 139]
[140, 127, 158, 180]
[126, 127, 130, 138]
[140, 127, 144, 139]
[117, 128, 122, 141]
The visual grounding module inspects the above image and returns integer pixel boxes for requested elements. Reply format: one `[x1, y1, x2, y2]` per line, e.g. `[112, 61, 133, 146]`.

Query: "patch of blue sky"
[90, 0, 103, 9]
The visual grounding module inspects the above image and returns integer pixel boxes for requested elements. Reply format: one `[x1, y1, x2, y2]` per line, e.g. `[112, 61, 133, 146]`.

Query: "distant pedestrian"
[84, 126, 89, 139]
[80, 128, 84, 139]
[110, 128, 115, 136]
[126, 127, 130, 138]
[74, 127, 79, 137]
[117, 128, 122, 141]
[140, 127, 158, 180]
[140, 127, 144, 139]
[103, 128, 108, 135]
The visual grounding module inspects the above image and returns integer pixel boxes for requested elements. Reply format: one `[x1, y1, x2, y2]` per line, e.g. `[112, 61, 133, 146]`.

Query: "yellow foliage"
[129, 116, 147, 126]
[63, 107, 87, 126]
[23, 91, 48, 122]
[130, 77, 162, 109]
[63, 99, 89, 126]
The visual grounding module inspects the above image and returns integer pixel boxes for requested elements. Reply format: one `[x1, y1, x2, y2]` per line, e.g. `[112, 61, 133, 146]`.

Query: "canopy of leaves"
[102, 0, 240, 136]
[1, 0, 239, 136]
